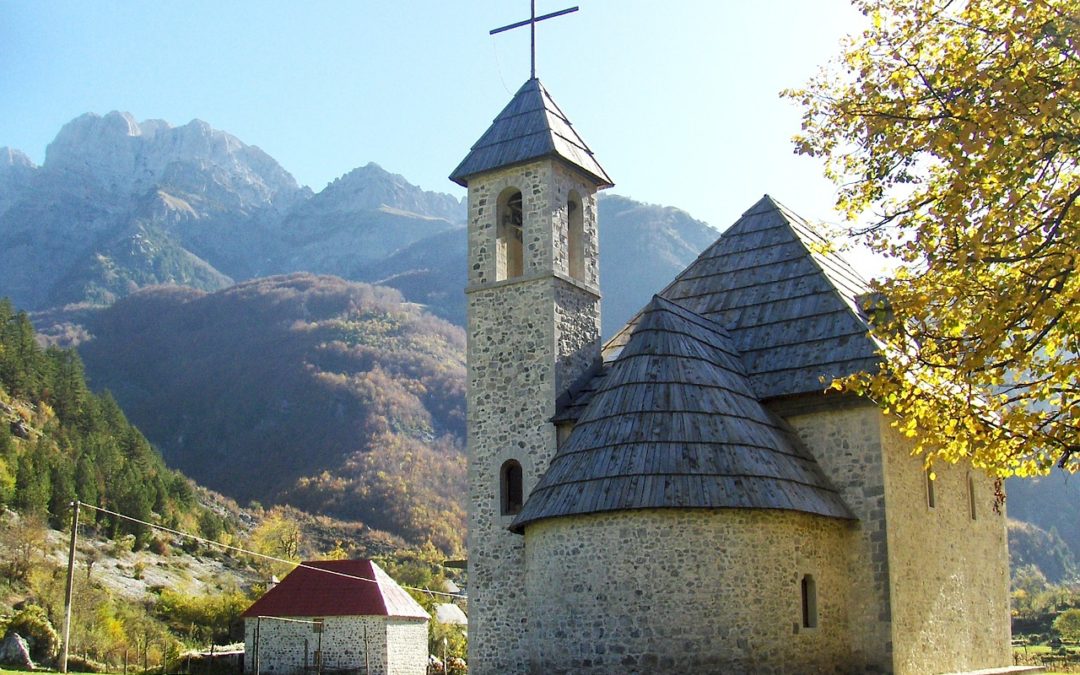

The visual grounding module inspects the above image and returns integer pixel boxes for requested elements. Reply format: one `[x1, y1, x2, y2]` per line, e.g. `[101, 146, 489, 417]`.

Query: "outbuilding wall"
[524, 508, 856, 675]
[243, 615, 428, 675]
[385, 619, 430, 675]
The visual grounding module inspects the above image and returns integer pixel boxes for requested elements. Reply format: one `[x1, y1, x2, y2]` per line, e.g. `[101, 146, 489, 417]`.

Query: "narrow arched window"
[567, 191, 584, 280]
[496, 188, 524, 280]
[968, 474, 977, 520]
[801, 574, 818, 629]
[500, 459, 523, 515]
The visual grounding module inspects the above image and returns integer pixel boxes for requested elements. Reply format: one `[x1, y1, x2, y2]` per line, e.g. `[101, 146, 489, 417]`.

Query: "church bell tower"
[450, 76, 613, 674]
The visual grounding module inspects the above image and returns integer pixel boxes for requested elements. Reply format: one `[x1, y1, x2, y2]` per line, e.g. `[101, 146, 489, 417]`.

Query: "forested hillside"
[1009, 519, 1079, 585]
[1008, 474, 1080, 564]
[78, 274, 467, 554]
[1, 294, 452, 671]
[0, 298, 210, 545]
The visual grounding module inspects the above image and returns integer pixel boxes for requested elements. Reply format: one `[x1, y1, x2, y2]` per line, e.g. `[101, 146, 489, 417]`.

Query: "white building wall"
[243, 615, 426, 675]
[385, 619, 429, 675]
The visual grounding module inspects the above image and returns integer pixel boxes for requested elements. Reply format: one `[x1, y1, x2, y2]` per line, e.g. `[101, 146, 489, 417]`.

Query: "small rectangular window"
[926, 470, 936, 509]
[313, 618, 324, 633]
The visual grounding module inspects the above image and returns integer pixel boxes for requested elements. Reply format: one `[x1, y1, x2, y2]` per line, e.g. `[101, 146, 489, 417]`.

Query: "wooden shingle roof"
[449, 78, 613, 188]
[642, 194, 881, 400]
[511, 296, 854, 532]
[240, 560, 429, 620]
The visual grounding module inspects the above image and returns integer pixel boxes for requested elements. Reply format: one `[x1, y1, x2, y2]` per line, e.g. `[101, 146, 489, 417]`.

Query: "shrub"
[1054, 608, 1080, 643]
[6, 604, 60, 663]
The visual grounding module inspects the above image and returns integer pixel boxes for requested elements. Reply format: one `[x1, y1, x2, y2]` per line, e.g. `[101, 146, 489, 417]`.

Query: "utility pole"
[60, 500, 80, 673]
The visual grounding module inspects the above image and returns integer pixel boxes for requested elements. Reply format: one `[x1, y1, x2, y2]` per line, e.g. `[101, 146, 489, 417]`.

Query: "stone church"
[450, 78, 1011, 674]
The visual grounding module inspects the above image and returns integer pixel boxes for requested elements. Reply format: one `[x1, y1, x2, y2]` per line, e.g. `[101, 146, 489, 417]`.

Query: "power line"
[76, 501, 465, 600]
[251, 616, 320, 626]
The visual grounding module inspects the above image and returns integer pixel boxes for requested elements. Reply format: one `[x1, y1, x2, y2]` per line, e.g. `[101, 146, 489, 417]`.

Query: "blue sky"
[1, 1, 876, 268]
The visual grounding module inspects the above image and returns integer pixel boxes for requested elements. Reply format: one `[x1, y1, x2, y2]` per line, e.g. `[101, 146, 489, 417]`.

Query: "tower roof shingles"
[634, 194, 880, 400]
[449, 78, 613, 188]
[511, 296, 854, 532]
[518, 195, 884, 531]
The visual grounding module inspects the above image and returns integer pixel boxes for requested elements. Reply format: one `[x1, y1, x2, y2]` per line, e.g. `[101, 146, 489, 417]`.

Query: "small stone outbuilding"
[241, 559, 428, 675]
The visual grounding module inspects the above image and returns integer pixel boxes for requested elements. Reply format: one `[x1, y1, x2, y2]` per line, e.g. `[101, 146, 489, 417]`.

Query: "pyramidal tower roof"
[642, 194, 881, 400]
[511, 296, 853, 532]
[449, 78, 613, 188]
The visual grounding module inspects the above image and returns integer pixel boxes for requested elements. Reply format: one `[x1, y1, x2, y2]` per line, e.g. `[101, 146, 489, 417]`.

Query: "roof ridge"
[535, 78, 572, 123]
[645, 294, 725, 328]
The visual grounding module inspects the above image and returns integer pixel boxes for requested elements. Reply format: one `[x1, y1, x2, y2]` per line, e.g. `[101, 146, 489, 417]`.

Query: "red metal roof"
[240, 559, 429, 620]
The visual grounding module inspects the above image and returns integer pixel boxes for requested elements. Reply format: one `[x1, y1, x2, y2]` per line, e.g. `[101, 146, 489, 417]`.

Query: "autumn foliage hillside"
[78, 274, 467, 553]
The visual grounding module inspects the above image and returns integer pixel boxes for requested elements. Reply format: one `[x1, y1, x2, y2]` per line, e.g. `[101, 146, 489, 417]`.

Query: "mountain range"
[1, 112, 1074, 567]
[0, 112, 716, 335]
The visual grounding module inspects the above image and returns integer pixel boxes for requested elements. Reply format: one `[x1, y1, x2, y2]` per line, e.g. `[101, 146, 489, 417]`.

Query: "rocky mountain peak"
[45, 111, 141, 173]
[0, 147, 38, 217]
[43, 112, 304, 210]
[314, 161, 464, 222]
[0, 147, 36, 170]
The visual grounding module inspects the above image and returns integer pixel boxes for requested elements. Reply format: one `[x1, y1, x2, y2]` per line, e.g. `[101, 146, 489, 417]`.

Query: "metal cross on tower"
[490, 1, 579, 80]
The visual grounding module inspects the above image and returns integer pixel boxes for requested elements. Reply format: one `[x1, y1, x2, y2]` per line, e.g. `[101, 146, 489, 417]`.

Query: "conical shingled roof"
[449, 78, 613, 188]
[510, 296, 853, 533]
[643, 194, 881, 400]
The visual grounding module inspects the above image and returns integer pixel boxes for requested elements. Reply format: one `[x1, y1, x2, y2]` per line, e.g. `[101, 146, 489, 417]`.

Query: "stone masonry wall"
[244, 615, 392, 675]
[466, 159, 602, 675]
[786, 403, 894, 672]
[879, 419, 1011, 674]
[466, 159, 599, 289]
[524, 508, 856, 675]
[787, 403, 1012, 674]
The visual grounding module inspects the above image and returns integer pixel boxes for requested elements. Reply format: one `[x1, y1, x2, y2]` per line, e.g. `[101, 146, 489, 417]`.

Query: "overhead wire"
[75, 501, 465, 601]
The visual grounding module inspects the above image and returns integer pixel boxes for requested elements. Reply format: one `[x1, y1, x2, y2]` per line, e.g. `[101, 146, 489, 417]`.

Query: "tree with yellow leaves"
[787, 0, 1078, 476]
[248, 507, 304, 579]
